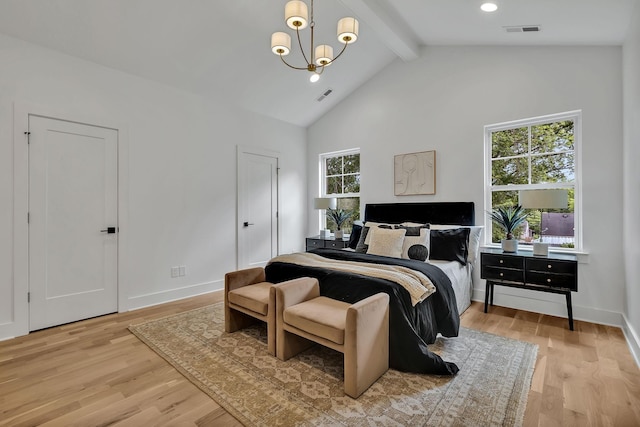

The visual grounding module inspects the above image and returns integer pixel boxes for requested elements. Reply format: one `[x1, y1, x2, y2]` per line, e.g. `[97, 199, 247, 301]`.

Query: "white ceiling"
[0, 0, 636, 127]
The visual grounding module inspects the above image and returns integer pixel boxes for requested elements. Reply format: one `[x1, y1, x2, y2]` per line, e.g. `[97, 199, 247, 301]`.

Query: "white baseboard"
[126, 279, 223, 311]
[472, 287, 622, 327]
[472, 287, 640, 368]
[622, 314, 640, 368]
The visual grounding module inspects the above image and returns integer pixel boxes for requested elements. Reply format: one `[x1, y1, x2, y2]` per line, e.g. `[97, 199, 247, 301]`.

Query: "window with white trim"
[320, 149, 360, 232]
[484, 111, 581, 251]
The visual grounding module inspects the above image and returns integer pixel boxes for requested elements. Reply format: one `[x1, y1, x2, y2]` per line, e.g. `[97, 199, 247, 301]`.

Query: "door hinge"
[27, 212, 30, 223]
[27, 292, 30, 303]
[24, 131, 31, 144]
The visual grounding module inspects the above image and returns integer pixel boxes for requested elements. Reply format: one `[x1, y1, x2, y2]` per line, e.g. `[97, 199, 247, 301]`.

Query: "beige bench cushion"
[283, 296, 350, 345]
[227, 282, 272, 316]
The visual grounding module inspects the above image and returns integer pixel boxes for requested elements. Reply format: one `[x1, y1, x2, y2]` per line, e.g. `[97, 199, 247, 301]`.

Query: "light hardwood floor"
[1, 292, 639, 426]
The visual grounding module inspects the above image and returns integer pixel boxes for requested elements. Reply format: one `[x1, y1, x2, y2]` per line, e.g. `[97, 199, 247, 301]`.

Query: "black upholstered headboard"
[364, 202, 475, 226]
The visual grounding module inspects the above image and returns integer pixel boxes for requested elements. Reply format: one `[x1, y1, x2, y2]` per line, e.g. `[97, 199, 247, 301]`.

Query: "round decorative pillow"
[407, 244, 429, 261]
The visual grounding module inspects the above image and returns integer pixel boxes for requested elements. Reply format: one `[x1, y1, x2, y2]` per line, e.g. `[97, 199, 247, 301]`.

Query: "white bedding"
[427, 260, 473, 314]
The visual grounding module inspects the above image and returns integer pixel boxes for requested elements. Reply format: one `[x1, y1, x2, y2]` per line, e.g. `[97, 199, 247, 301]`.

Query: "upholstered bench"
[225, 267, 316, 356]
[275, 278, 390, 399]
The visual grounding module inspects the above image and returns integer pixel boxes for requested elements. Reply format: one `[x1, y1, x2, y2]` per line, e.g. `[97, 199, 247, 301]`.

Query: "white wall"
[0, 34, 307, 339]
[308, 46, 625, 326]
[623, 3, 640, 361]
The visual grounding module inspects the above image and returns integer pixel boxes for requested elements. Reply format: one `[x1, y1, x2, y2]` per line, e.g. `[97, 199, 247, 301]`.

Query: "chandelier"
[270, 0, 359, 82]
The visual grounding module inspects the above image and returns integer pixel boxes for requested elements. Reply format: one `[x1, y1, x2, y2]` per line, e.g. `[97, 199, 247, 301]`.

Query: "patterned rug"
[129, 303, 537, 426]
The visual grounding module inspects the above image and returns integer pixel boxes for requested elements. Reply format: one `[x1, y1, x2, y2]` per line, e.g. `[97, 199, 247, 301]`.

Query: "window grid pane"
[487, 114, 577, 250]
[321, 151, 361, 231]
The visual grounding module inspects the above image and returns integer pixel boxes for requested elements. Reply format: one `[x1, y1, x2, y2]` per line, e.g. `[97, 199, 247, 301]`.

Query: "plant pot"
[501, 239, 518, 253]
[334, 230, 344, 240]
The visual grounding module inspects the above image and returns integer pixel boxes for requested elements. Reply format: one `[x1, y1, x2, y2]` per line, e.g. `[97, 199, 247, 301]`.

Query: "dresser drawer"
[526, 258, 577, 276]
[324, 239, 348, 249]
[481, 265, 525, 282]
[481, 253, 524, 270]
[306, 238, 323, 250]
[526, 271, 577, 290]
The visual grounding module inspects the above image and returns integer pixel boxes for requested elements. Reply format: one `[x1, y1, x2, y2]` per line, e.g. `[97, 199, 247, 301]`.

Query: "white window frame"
[483, 110, 582, 252]
[319, 148, 360, 229]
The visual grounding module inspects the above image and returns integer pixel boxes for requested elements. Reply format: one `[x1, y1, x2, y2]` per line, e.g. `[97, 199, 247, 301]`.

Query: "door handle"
[100, 227, 117, 234]
[243, 222, 254, 227]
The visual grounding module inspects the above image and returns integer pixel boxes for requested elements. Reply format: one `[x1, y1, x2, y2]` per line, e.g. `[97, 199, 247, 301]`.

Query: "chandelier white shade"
[271, 32, 291, 55]
[285, 1, 309, 29]
[315, 44, 333, 66]
[337, 17, 359, 43]
[271, 0, 359, 81]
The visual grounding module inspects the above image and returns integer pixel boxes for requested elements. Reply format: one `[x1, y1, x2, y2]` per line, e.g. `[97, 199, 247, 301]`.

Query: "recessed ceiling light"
[481, 2, 498, 12]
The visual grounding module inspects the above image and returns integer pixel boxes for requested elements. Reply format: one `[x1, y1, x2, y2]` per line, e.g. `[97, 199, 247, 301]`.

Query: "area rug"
[129, 303, 537, 426]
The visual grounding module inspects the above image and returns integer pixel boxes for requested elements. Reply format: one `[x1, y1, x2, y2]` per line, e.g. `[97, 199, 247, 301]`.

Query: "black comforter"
[265, 248, 460, 375]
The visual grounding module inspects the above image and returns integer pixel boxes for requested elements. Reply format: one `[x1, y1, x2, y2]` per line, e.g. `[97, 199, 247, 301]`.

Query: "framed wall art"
[394, 150, 436, 196]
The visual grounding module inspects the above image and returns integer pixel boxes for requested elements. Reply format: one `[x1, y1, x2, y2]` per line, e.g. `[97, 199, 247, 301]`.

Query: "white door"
[237, 147, 279, 269]
[29, 116, 118, 331]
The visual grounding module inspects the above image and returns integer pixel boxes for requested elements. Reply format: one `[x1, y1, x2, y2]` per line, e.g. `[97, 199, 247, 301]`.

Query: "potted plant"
[490, 205, 527, 252]
[326, 208, 352, 240]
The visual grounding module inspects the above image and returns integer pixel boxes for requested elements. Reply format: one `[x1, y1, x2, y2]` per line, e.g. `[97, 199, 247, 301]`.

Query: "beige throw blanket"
[269, 252, 436, 306]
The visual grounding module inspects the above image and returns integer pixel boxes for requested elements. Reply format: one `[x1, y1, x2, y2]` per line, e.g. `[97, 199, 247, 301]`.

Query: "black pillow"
[429, 228, 470, 265]
[394, 224, 430, 236]
[407, 244, 429, 261]
[348, 223, 363, 250]
[354, 226, 370, 253]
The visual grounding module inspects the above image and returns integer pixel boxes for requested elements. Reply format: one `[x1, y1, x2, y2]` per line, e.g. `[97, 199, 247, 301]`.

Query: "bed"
[265, 202, 479, 375]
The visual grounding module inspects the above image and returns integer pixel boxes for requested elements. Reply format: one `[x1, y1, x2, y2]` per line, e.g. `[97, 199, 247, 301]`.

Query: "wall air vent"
[317, 88, 333, 102]
[504, 25, 541, 33]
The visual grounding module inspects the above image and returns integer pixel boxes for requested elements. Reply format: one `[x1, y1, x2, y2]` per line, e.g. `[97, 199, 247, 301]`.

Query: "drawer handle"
[499, 273, 504, 277]
[547, 278, 552, 283]
[499, 260, 504, 264]
[548, 264, 552, 269]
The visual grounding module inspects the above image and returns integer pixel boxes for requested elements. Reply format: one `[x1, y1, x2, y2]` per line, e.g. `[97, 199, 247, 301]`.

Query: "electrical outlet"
[171, 266, 179, 278]
[179, 265, 186, 276]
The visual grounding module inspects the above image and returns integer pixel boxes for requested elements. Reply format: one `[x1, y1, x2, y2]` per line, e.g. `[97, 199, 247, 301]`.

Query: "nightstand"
[306, 235, 349, 251]
[480, 248, 578, 330]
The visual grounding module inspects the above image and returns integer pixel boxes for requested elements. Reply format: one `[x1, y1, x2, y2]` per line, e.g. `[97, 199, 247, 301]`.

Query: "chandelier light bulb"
[480, 2, 498, 12]
[310, 73, 320, 83]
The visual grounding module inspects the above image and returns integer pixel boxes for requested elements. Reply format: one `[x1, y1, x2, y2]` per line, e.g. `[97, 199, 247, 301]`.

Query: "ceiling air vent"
[317, 88, 333, 102]
[504, 25, 541, 33]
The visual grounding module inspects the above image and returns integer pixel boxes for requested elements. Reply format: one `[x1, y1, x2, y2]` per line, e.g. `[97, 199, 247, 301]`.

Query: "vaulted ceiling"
[0, 0, 636, 126]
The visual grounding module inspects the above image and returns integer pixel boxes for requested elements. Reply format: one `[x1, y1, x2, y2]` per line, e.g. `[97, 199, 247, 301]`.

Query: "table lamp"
[314, 197, 337, 238]
[519, 189, 568, 256]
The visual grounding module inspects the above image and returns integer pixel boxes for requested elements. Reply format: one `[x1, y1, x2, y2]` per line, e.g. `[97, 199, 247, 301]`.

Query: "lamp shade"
[519, 189, 568, 209]
[285, 1, 308, 30]
[314, 197, 337, 210]
[315, 45, 334, 66]
[337, 17, 359, 43]
[271, 32, 291, 55]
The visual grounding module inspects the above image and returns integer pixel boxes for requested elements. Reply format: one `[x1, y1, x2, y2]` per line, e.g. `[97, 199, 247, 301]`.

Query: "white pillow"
[363, 221, 397, 245]
[430, 224, 484, 264]
[366, 227, 406, 258]
[394, 225, 430, 260]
